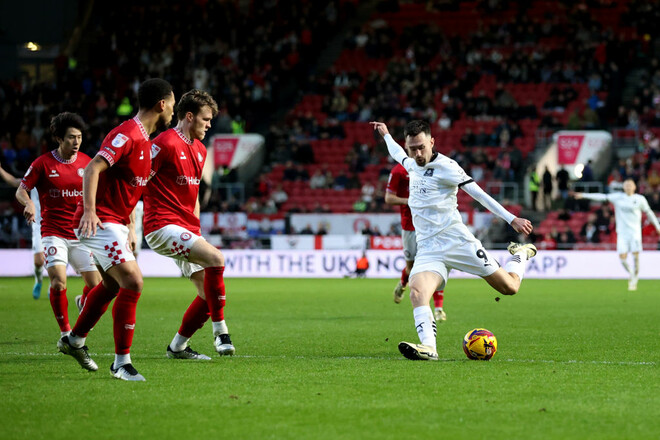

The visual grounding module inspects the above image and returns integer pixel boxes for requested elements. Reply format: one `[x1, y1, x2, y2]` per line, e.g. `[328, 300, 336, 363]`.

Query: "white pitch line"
[4, 352, 656, 366]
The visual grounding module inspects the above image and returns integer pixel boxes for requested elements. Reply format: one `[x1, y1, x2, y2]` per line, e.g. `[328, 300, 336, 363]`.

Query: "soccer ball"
[463, 328, 497, 360]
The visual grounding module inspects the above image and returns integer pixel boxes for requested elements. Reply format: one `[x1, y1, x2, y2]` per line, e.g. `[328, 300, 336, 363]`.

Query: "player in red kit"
[386, 163, 446, 322]
[57, 79, 175, 381]
[15, 113, 102, 336]
[143, 89, 236, 360]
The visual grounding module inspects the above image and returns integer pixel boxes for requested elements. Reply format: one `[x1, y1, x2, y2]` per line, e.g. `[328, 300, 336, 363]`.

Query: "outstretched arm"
[370, 122, 411, 170]
[462, 181, 533, 235]
[572, 191, 608, 202]
[641, 199, 660, 234]
[0, 165, 20, 187]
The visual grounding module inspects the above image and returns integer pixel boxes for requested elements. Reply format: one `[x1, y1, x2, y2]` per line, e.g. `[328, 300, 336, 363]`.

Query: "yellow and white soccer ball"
[463, 328, 497, 360]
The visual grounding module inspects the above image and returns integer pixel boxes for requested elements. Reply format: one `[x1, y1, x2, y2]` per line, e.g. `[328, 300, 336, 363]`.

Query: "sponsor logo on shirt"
[139, 150, 144, 160]
[103, 146, 116, 155]
[180, 151, 187, 160]
[176, 175, 201, 185]
[424, 169, 434, 177]
[49, 189, 83, 198]
[49, 169, 60, 178]
[129, 176, 149, 187]
[111, 133, 129, 148]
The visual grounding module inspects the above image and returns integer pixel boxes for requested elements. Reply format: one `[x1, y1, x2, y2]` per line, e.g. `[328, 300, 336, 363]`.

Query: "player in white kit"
[574, 179, 660, 291]
[372, 120, 537, 361]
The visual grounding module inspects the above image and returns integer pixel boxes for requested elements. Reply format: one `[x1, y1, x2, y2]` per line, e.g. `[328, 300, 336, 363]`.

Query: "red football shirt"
[386, 164, 414, 231]
[21, 150, 91, 240]
[73, 117, 152, 226]
[143, 128, 206, 236]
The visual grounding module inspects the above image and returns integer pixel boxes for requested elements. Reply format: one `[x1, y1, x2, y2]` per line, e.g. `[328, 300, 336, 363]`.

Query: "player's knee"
[206, 250, 224, 267]
[51, 279, 66, 291]
[122, 274, 143, 292]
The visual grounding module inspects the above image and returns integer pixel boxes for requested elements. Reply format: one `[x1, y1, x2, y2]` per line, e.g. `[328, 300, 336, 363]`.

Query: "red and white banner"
[554, 130, 611, 166]
[210, 134, 264, 169]
[3, 249, 660, 279]
[199, 212, 248, 238]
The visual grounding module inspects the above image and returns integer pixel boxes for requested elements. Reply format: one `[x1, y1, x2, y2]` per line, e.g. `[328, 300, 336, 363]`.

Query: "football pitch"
[1, 277, 658, 440]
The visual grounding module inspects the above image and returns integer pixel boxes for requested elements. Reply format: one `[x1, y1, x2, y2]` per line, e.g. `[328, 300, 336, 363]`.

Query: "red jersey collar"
[175, 127, 193, 145]
[132, 116, 150, 141]
[51, 149, 77, 164]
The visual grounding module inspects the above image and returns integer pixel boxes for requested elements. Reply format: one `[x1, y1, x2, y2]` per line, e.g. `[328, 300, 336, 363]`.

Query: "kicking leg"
[398, 271, 442, 361]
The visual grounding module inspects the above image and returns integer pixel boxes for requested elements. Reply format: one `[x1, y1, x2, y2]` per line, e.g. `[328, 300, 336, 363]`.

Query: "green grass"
[1, 277, 659, 440]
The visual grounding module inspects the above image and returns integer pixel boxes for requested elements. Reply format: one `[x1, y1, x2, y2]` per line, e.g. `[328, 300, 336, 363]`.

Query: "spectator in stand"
[539, 232, 557, 250]
[282, 161, 298, 181]
[580, 160, 594, 182]
[528, 166, 540, 211]
[580, 213, 601, 244]
[556, 225, 576, 249]
[294, 164, 310, 181]
[556, 166, 570, 200]
[648, 192, 660, 211]
[460, 128, 476, 148]
[361, 180, 375, 203]
[474, 126, 491, 146]
[333, 170, 348, 190]
[542, 166, 553, 211]
[300, 224, 314, 234]
[309, 169, 327, 189]
[270, 184, 288, 208]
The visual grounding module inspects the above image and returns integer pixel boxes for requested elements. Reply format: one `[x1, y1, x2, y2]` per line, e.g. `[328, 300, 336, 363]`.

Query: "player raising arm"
[573, 179, 660, 290]
[371, 120, 536, 361]
[143, 89, 235, 360]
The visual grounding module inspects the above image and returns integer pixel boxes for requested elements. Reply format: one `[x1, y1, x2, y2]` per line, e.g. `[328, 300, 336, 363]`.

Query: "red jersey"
[73, 117, 152, 226]
[20, 150, 91, 240]
[143, 128, 206, 236]
[386, 164, 414, 231]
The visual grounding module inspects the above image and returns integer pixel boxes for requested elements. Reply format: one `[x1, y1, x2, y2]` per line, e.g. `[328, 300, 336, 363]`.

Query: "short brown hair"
[176, 89, 219, 120]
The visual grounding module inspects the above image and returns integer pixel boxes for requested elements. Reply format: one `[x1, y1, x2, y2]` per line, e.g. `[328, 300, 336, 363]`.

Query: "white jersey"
[582, 192, 660, 240]
[384, 134, 515, 242]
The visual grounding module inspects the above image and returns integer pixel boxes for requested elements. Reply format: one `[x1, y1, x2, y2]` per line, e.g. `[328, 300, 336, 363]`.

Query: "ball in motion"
[463, 328, 497, 360]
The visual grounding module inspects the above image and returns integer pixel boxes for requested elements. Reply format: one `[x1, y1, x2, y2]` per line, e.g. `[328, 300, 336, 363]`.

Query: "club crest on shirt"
[111, 133, 129, 148]
[47, 246, 57, 256]
[151, 144, 161, 158]
[424, 169, 434, 177]
[77, 168, 85, 177]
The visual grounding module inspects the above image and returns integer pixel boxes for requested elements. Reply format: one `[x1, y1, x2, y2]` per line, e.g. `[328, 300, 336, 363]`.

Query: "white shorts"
[410, 222, 499, 290]
[31, 220, 42, 254]
[75, 223, 136, 271]
[402, 229, 417, 261]
[42, 235, 97, 273]
[133, 200, 144, 256]
[146, 225, 204, 279]
[617, 235, 642, 254]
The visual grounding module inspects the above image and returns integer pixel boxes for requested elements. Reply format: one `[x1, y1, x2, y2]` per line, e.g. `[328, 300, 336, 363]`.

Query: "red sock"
[81, 285, 92, 307]
[433, 290, 444, 308]
[49, 287, 70, 332]
[401, 268, 409, 287]
[204, 266, 226, 321]
[72, 282, 116, 338]
[112, 288, 141, 355]
[179, 296, 210, 338]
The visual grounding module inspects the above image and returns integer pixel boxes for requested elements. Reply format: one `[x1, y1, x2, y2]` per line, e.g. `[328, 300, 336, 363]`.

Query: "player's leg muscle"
[188, 239, 224, 268]
[409, 271, 442, 307]
[483, 268, 519, 295]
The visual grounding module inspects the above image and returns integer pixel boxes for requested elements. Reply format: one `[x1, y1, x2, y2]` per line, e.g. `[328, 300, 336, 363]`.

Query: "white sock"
[212, 320, 228, 336]
[61, 331, 70, 338]
[68, 333, 85, 348]
[504, 251, 528, 281]
[170, 333, 189, 352]
[633, 255, 639, 278]
[619, 258, 631, 276]
[34, 265, 43, 283]
[114, 353, 131, 368]
[413, 306, 436, 350]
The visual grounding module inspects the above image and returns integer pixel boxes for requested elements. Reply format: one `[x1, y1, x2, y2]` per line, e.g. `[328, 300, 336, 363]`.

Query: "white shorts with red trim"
[42, 235, 97, 273]
[145, 225, 204, 279]
[75, 223, 136, 271]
